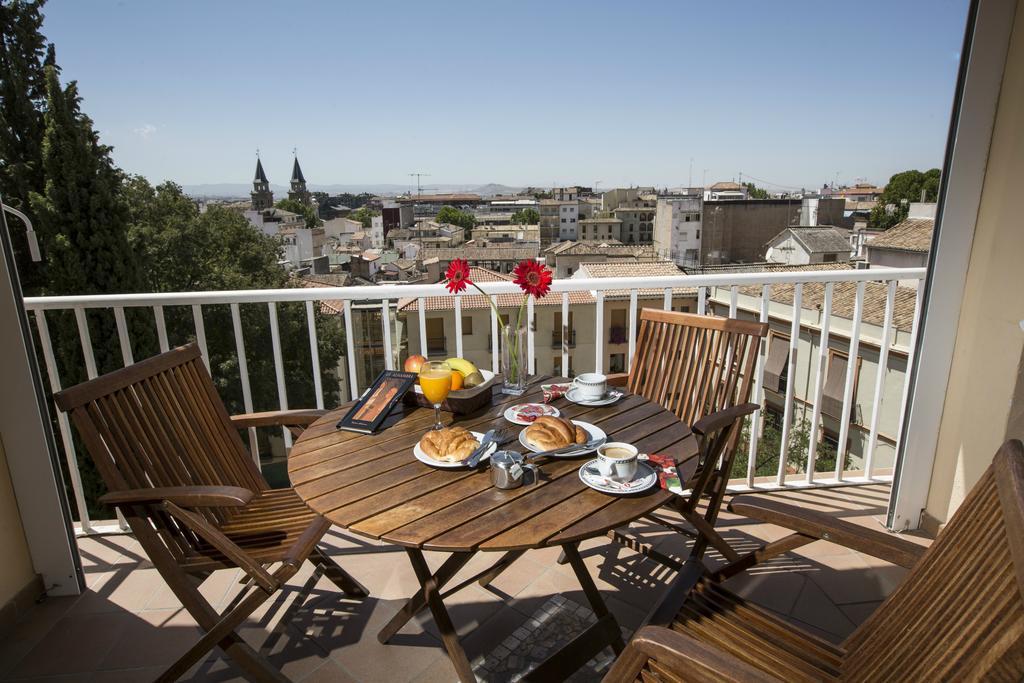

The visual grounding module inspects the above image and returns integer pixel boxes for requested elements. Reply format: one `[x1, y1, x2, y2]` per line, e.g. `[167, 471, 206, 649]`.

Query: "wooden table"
[288, 377, 699, 682]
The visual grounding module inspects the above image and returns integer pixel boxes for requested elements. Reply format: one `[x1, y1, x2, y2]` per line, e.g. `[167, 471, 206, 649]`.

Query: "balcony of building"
[0, 0, 1022, 680]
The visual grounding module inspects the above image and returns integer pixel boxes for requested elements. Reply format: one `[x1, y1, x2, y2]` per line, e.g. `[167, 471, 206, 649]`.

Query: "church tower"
[250, 157, 274, 210]
[288, 155, 311, 205]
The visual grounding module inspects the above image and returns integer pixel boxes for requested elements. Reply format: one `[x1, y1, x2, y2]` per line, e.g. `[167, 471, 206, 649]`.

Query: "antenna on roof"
[408, 172, 430, 196]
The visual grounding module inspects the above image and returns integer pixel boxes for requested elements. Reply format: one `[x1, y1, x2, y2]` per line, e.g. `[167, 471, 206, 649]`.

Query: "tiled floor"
[0, 484, 930, 682]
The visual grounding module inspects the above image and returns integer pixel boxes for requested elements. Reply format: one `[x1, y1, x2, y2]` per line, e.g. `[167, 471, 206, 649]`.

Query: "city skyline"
[42, 0, 969, 191]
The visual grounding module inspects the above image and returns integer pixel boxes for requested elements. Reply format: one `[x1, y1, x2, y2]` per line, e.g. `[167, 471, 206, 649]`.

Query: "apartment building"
[866, 205, 935, 269]
[707, 264, 918, 474]
[420, 246, 540, 274]
[577, 217, 623, 242]
[701, 197, 846, 264]
[653, 194, 702, 266]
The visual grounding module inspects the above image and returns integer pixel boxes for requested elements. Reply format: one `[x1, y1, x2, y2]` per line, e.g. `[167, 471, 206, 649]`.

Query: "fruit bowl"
[404, 369, 499, 415]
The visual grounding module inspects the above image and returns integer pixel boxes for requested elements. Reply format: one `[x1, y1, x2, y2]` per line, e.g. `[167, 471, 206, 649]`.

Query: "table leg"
[523, 542, 626, 682]
[405, 548, 476, 683]
[377, 551, 473, 644]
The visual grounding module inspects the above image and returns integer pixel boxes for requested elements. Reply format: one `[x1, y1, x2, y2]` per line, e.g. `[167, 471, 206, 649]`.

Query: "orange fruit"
[450, 371, 465, 390]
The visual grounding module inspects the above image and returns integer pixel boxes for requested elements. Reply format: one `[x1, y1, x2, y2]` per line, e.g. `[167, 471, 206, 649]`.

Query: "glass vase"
[500, 324, 528, 395]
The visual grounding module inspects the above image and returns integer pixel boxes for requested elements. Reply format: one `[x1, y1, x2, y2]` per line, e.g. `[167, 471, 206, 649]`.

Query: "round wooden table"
[289, 377, 698, 682]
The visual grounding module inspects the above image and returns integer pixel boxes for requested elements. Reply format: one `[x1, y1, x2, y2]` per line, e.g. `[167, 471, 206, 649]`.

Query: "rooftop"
[767, 226, 852, 254]
[576, 260, 697, 299]
[709, 181, 743, 191]
[420, 246, 540, 261]
[868, 217, 935, 253]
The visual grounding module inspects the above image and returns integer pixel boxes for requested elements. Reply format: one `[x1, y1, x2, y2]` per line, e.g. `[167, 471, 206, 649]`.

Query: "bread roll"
[419, 426, 479, 463]
[525, 416, 586, 450]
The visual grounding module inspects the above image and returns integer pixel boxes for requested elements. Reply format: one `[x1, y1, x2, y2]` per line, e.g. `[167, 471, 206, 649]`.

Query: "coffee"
[596, 442, 639, 482]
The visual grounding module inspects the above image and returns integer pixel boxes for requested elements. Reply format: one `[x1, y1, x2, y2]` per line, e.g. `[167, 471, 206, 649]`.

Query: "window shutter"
[763, 336, 789, 393]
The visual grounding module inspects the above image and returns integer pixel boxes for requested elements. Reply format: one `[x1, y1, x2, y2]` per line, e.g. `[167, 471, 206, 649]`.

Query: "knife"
[526, 437, 606, 460]
[464, 429, 497, 468]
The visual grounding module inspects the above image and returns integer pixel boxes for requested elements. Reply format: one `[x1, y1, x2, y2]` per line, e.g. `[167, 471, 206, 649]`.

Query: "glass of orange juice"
[419, 361, 453, 430]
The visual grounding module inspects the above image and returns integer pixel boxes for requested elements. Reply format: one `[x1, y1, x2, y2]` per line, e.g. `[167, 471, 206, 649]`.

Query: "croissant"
[419, 426, 479, 463]
[525, 416, 586, 451]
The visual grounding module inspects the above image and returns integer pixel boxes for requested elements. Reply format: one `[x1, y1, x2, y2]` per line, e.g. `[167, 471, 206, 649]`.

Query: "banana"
[445, 357, 478, 377]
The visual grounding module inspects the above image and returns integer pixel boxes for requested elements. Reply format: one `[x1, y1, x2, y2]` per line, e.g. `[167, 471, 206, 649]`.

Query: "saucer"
[578, 459, 657, 494]
[565, 387, 624, 406]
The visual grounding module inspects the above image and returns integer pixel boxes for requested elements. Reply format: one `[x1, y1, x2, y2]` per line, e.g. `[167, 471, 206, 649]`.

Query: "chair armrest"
[606, 373, 629, 387]
[162, 501, 278, 593]
[691, 403, 759, 437]
[728, 495, 926, 568]
[602, 626, 778, 682]
[230, 409, 326, 429]
[99, 486, 254, 508]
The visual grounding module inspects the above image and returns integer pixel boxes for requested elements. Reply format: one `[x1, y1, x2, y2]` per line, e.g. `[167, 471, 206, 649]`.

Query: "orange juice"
[419, 367, 453, 405]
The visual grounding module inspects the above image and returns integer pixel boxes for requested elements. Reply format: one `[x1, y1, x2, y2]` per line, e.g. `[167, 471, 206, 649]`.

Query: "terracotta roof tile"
[867, 217, 934, 253]
[733, 280, 918, 332]
[577, 261, 697, 299]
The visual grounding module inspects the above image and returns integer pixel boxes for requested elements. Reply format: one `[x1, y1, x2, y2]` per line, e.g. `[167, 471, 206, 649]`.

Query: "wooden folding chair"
[603, 440, 1024, 682]
[606, 309, 767, 565]
[55, 343, 367, 683]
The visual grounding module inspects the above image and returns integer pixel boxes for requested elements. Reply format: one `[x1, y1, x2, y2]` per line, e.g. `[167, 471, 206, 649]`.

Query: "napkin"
[645, 453, 683, 495]
[541, 382, 571, 403]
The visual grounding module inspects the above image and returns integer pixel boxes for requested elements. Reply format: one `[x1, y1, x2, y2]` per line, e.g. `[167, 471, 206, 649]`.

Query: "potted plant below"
[444, 258, 553, 395]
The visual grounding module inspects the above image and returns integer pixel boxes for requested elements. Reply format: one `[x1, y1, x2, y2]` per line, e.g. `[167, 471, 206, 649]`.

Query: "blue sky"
[42, 0, 969, 191]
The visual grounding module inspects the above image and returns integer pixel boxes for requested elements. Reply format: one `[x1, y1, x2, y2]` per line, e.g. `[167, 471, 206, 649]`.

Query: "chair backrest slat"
[843, 440, 1024, 680]
[627, 309, 767, 427]
[55, 344, 266, 553]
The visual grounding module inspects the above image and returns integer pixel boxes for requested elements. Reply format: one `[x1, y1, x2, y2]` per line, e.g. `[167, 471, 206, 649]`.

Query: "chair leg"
[156, 577, 286, 683]
[309, 546, 368, 598]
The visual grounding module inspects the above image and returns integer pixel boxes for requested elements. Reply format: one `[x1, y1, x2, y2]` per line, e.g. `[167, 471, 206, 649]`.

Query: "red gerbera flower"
[512, 259, 553, 299]
[444, 258, 471, 294]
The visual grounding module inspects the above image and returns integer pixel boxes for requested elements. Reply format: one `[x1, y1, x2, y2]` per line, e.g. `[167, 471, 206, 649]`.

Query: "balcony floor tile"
[1, 484, 926, 681]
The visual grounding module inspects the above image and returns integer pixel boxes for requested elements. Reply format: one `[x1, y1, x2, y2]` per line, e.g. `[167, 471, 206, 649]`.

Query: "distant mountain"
[182, 182, 526, 200]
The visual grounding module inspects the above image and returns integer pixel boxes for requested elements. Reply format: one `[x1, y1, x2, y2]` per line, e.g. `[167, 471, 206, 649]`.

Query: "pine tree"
[29, 66, 149, 380]
[0, 0, 55, 293]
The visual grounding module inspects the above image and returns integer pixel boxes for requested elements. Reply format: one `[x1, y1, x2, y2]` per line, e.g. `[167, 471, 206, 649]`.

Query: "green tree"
[510, 207, 540, 224]
[28, 66, 155, 514]
[125, 179, 347, 485]
[29, 66, 150, 374]
[869, 169, 941, 230]
[275, 197, 320, 228]
[741, 182, 769, 199]
[0, 0, 57, 294]
[350, 206, 379, 228]
[436, 205, 476, 230]
[731, 414, 846, 480]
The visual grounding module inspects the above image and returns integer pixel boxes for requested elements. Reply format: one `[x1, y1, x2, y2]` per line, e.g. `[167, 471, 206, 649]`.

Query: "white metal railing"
[22, 266, 926, 534]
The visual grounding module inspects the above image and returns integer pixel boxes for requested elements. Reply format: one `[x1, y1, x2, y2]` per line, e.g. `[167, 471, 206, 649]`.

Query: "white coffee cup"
[596, 442, 639, 482]
[573, 372, 607, 401]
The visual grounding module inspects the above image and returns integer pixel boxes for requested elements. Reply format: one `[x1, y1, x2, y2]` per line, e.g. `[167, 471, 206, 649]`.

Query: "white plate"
[504, 403, 561, 425]
[518, 420, 607, 456]
[411, 369, 495, 395]
[564, 387, 624, 407]
[578, 459, 658, 494]
[413, 430, 496, 469]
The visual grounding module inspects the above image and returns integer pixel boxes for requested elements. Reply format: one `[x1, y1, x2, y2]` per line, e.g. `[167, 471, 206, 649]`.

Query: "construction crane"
[408, 172, 430, 196]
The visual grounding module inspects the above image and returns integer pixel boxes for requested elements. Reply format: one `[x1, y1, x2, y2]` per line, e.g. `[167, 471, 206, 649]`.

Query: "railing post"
[776, 283, 803, 486]
[229, 303, 259, 464]
[595, 291, 605, 374]
[34, 311, 92, 534]
[865, 281, 897, 479]
[305, 301, 324, 410]
[343, 300, 359, 401]
[805, 282, 833, 484]
[267, 302, 291, 448]
[836, 281, 866, 480]
[746, 284, 771, 487]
